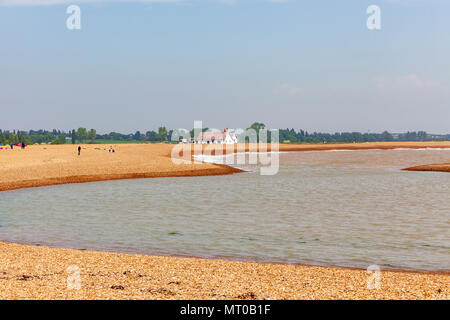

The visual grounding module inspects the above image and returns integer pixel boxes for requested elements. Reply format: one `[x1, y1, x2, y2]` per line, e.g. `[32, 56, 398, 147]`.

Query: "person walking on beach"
[78, 146, 81, 156]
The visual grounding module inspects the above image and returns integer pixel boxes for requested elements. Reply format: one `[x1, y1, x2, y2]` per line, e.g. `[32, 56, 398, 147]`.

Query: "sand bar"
[2, 142, 450, 192]
[0, 144, 242, 192]
[403, 163, 450, 173]
[0, 141, 449, 299]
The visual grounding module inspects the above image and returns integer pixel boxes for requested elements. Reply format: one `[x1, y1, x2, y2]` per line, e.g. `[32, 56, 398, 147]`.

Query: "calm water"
[1, 149, 449, 271]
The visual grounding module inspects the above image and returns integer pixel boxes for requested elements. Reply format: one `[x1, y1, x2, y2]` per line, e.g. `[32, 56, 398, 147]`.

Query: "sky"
[0, 0, 449, 134]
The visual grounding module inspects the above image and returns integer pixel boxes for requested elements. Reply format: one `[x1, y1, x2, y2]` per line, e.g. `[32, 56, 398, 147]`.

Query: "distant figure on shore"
[21, 142, 26, 149]
[78, 146, 81, 156]
[109, 146, 115, 153]
[10, 144, 13, 150]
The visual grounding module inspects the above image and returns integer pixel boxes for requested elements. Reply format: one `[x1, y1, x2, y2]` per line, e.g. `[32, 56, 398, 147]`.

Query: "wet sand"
[1, 141, 449, 299]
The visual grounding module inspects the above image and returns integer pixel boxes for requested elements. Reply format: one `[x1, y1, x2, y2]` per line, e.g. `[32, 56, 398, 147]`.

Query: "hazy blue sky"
[0, 0, 449, 133]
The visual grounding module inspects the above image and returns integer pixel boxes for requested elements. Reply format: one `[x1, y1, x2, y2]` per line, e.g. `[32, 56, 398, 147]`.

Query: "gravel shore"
[0, 242, 448, 300]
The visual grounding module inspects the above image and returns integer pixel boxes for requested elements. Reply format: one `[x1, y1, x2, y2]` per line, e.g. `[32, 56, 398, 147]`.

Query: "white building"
[178, 138, 191, 144]
[195, 128, 238, 144]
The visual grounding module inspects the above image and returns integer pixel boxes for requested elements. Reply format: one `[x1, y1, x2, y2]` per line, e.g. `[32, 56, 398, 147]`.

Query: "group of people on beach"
[0, 142, 27, 150]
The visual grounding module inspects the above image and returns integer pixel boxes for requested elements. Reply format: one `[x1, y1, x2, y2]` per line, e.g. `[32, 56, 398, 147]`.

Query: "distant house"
[195, 129, 238, 144]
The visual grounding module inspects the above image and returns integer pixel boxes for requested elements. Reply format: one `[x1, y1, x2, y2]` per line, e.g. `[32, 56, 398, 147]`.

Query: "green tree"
[88, 129, 97, 142]
[71, 130, 76, 144]
[248, 122, 266, 131]
[58, 134, 66, 144]
[77, 128, 88, 143]
[133, 131, 142, 141]
[145, 131, 157, 142]
[50, 134, 66, 145]
[244, 122, 266, 142]
[381, 131, 394, 141]
[157, 126, 168, 142]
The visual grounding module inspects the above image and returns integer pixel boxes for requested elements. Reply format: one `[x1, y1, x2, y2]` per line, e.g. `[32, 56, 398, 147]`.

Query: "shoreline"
[1, 142, 449, 299]
[1, 239, 448, 276]
[0, 165, 244, 193]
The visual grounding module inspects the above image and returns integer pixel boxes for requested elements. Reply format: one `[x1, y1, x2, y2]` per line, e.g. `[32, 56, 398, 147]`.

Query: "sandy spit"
[2, 142, 450, 193]
[0, 141, 449, 300]
[403, 163, 450, 173]
[0, 144, 242, 192]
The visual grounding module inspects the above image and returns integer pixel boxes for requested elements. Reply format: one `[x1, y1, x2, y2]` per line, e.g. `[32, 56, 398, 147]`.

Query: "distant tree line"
[242, 123, 448, 144]
[0, 129, 66, 145]
[0, 127, 173, 145]
[0, 125, 449, 145]
[276, 129, 440, 143]
[96, 127, 171, 143]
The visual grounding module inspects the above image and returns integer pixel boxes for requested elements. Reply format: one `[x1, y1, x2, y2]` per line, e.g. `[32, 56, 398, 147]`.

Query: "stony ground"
[0, 242, 448, 300]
